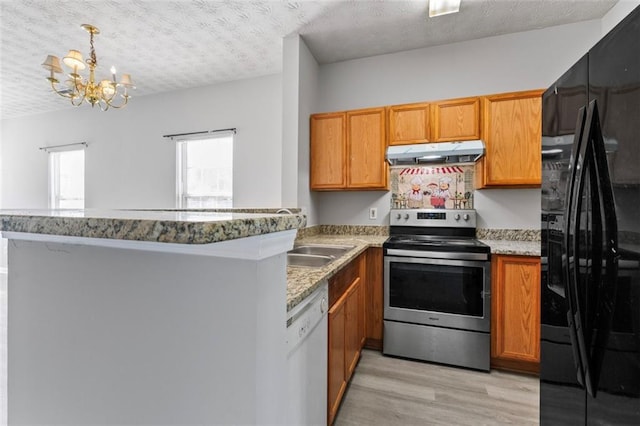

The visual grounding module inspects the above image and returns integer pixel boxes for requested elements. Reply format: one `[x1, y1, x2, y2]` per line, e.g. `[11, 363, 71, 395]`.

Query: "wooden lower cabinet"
[344, 278, 362, 382]
[364, 247, 383, 350]
[327, 253, 366, 425]
[491, 255, 541, 374]
[328, 297, 347, 424]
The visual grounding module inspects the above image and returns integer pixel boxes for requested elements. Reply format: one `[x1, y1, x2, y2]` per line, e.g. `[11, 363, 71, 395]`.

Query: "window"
[48, 148, 85, 209]
[176, 132, 233, 208]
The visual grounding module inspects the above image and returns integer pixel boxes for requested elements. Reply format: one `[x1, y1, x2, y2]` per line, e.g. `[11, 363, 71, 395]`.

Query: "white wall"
[312, 19, 603, 229]
[601, 0, 640, 35]
[296, 38, 320, 226]
[282, 35, 321, 226]
[282, 36, 300, 209]
[1, 74, 283, 209]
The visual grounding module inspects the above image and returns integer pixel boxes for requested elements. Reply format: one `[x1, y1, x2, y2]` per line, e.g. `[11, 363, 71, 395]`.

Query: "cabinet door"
[432, 97, 481, 142]
[310, 112, 346, 189]
[347, 108, 388, 189]
[479, 90, 543, 187]
[388, 103, 431, 145]
[357, 253, 367, 348]
[365, 247, 383, 350]
[328, 296, 346, 425]
[491, 255, 541, 374]
[344, 278, 361, 382]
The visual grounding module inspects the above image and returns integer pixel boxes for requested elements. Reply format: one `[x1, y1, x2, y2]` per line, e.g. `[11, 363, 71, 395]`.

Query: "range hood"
[386, 140, 485, 165]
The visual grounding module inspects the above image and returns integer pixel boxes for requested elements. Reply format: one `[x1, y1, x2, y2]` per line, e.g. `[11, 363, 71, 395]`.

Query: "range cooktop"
[385, 209, 489, 254]
[384, 234, 490, 254]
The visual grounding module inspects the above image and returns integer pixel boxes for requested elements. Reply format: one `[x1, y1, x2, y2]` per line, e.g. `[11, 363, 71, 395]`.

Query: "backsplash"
[390, 164, 475, 209]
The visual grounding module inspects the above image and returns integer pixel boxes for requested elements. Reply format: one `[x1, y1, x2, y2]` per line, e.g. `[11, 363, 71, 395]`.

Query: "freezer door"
[586, 5, 640, 425]
[566, 101, 618, 399]
[540, 54, 589, 426]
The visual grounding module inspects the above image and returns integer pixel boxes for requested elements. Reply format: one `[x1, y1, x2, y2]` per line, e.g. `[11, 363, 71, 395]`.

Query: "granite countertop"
[480, 239, 541, 257]
[0, 209, 306, 244]
[286, 234, 388, 311]
[286, 230, 542, 311]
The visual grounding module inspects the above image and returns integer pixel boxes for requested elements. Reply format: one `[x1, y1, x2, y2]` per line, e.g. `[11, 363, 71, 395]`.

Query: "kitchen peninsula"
[0, 209, 305, 425]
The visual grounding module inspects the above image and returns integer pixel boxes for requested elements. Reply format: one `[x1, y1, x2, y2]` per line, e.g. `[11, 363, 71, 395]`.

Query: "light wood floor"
[334, 349, 539, 426]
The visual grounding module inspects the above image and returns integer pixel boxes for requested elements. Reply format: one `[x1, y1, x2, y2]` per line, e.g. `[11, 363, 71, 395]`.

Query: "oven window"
[389, 261, 485, 317]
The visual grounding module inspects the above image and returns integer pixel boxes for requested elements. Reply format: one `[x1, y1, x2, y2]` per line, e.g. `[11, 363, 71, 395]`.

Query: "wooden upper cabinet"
[491, 255, 541, 375]
[310, 108, 387, 191]
[310, 112, 346, 189]
[432, 97, 481, 142]
[347, 107, 388, 189]
[387, 103, 430, 145]
[478, 90, 543, 187]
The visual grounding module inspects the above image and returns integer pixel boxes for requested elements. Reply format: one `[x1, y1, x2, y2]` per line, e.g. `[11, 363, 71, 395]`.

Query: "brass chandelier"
[42, 24, 134, 110]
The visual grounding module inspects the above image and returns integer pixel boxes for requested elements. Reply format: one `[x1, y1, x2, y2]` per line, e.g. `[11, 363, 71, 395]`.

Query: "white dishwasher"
[286, 281, 328, 426]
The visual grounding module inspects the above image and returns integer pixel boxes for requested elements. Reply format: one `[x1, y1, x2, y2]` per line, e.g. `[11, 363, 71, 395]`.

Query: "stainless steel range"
[383, 208, 491, 371]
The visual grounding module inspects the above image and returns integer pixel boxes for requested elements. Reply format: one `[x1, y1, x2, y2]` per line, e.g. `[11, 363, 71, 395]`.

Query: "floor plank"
[334, 349, 539, 426]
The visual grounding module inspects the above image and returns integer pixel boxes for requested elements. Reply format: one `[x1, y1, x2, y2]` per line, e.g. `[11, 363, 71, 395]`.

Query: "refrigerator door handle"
[570, 115, 592, 395]
[563, 105, 588, 388]
[585, 100, 619, 398]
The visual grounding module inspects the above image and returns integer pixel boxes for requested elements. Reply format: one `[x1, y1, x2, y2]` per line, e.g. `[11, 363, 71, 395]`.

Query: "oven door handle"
[385, 249, 489, 261]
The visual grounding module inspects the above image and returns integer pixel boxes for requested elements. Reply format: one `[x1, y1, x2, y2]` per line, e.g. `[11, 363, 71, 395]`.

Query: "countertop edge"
[480, 239, 541, 257]
[0, 211, 306, 245]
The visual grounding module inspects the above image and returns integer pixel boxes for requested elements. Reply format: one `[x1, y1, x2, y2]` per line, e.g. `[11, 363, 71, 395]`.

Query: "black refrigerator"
[540, 5, 640, 425]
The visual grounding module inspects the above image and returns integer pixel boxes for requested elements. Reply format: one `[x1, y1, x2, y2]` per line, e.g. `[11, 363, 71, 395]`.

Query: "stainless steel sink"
[287, 253, 334, 268]
[287, 244, 354, 268]
[289, 244, 355, 257]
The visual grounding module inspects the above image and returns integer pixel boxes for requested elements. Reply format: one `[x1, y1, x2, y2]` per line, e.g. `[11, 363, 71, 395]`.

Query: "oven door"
[384, 251, 491, 333]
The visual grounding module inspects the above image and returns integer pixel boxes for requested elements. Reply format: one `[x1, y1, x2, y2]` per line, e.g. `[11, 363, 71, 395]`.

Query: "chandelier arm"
[105, 94, 130, 109]
[48, 78, 75, 99]
[70, 95, 85, 107]
[98, 99, 109, 112]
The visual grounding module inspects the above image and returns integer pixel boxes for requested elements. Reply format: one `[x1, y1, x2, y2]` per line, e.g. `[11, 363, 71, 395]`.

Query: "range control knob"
[404, 214, 410, 220]
[463, 214, 470, 221]
[454, 214, 461, 221]
[396, 213, 402, 220]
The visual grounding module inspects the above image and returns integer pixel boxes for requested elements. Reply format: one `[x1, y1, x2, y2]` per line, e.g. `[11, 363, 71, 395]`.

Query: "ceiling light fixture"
[429, 0, 461, 17]
[41, 24, 134, 111]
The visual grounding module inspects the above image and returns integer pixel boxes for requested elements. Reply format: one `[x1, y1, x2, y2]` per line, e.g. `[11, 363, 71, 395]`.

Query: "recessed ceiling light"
[429, 0, 461, 17]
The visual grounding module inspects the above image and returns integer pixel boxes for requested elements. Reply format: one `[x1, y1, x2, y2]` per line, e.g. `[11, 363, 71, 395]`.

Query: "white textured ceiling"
[0, 0, 618, 119]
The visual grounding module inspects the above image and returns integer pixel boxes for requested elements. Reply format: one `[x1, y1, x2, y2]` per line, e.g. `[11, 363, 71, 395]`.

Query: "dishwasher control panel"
[286, 281, 328, 352]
